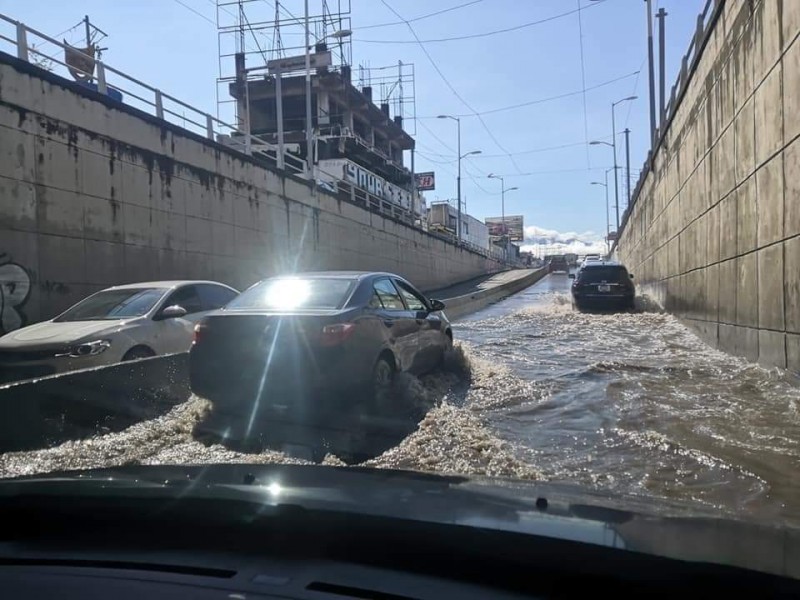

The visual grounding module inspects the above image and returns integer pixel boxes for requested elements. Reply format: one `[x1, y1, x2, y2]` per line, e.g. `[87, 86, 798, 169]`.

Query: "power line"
[379, 0, 524, 174]
[575, 0, 590, 169]
[173, 0, 216, 25]
[354, 1, 484, 31]
[360, 0, 607, 44]
[416, 70, 639, 119]
[421, 137, 615, 160]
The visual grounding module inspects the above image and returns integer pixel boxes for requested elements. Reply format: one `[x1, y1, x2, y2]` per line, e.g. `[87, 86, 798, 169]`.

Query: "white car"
[0, 281, 239, 383]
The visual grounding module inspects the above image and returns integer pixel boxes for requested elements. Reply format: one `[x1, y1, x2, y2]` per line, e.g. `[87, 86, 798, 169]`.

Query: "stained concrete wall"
[0, 52, 502, 332]
[617, 0, 800, 371]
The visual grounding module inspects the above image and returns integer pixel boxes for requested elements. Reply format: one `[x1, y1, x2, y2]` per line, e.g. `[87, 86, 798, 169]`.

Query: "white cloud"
[520, 225, 607, 256]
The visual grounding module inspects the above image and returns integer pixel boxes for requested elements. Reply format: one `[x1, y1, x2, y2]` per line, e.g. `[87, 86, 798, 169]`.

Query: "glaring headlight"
[69, 339, 111, 357]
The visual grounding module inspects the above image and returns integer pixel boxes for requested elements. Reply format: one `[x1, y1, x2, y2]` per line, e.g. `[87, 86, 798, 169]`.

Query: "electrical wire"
[379, 0, 524, 175]
[173, 0, 217, 25]
[360, 0, 607, 44]
[416, 70, 639, 119]
[353, 1, 484, 31]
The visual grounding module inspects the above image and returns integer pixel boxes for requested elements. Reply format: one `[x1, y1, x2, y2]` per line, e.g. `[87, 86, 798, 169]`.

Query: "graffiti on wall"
[0, 253, 31, 334]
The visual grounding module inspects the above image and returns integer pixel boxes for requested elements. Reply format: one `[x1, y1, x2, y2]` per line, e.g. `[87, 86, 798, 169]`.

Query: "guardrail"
[617, 0, 724, 239]
[0, 12, 307, 177]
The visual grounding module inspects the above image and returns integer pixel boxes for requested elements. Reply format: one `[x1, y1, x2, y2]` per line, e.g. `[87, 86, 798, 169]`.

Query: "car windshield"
[226, 278, 355, 311]
[54, 289, 166, 322]
[3, 1, 800, 581]
[578, 267, 629, 283]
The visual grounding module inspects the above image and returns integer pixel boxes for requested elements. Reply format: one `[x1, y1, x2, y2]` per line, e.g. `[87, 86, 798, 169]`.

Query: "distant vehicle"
[189, 272, 452, 444]
[546, 255, 569, 273]
[569, 260, 635, 311]
[0, 281, 239, 383]
[579, 254, 603, 267]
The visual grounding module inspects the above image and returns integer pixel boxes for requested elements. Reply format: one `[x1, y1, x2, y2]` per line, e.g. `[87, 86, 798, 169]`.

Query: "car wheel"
[122, 346, 156, 361]
[371, 356, 395, 415]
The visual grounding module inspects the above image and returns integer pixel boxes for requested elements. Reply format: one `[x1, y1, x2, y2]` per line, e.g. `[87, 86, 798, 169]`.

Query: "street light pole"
[488, 174, 518, 264]
[304, 0, 313, 173]
[609, 96, 637, 232]
[624, 127, 631, 210]
[437, 115, 480, 244]
[611, 102, 619, 233]
[591, 169, 613, 255]
[456, 117, 462, 242]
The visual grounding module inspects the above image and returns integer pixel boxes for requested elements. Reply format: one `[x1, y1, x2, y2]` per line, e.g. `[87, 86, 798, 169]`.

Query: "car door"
[371, 277, 420, 373]
[394, 278, 444, 373]
[152, 284, 207, 354]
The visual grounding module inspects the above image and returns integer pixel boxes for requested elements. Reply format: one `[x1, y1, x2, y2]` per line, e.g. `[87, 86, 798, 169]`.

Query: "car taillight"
[193, 322, 207, 345]
[320, 323, 356, 347]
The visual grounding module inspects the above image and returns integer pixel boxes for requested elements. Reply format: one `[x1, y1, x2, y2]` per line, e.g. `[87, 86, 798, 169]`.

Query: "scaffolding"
[215, 0, 352, 125]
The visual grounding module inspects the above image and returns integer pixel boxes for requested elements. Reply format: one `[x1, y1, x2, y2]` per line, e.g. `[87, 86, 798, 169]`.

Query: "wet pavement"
[3, 272, 800, 524]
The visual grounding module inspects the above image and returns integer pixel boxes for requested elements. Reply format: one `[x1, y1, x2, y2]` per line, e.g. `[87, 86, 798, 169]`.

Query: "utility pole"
[624, 128, 631, 210]
[611, 104, 620, 233]
[84, 15, 91, 48]
[646, 0, 656, 148]
[304, 0, 313, 173]
[456, 118, 462, 242]
[656, 8, 667, 128]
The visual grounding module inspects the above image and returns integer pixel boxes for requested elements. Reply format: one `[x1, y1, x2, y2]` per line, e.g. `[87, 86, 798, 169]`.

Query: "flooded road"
[3, 272, 800, 523]
[448, 273, 800, 522]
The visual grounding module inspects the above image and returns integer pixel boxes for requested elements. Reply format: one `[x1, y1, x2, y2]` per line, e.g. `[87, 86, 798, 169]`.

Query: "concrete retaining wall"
[616, 0, 800, 371]
[0, 51, 502, 335]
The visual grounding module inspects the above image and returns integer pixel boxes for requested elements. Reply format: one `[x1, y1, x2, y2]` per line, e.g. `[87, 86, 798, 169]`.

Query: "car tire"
[371, 356, 395, 414]
[122, 346, 156, 361]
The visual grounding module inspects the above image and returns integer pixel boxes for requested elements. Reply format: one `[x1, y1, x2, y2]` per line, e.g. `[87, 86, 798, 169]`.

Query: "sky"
[1, 0, 705, 253]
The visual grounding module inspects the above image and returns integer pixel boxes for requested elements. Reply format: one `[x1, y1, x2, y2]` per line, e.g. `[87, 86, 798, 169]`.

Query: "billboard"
[415, 171, 436, 191]
[485, 215, 524, 242]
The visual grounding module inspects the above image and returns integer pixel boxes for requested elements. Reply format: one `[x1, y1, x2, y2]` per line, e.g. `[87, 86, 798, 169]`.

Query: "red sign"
[415, 172, 435, 191]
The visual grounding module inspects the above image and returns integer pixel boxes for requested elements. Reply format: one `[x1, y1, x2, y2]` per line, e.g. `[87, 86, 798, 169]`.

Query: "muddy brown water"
[2, 273, 800, 524]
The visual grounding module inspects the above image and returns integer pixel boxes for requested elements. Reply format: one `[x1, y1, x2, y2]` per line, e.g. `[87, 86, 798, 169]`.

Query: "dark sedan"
[189, 271, 452, 446]
[569, 260, 635, 311]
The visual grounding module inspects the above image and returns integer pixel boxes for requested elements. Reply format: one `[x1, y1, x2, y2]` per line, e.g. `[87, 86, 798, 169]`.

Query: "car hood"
[1, 464, 799, 581]
[0, 320, 128, 346]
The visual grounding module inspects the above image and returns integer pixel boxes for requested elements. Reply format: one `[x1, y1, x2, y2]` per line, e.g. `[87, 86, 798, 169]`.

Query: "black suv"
[569, 260, 635, 311]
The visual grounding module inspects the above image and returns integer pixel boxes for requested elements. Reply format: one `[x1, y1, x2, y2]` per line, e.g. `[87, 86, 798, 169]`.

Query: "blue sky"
[3, 0, 704, 249]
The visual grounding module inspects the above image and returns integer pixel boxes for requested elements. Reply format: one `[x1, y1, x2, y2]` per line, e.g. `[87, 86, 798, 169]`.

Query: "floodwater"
[3, 273, 800, 523]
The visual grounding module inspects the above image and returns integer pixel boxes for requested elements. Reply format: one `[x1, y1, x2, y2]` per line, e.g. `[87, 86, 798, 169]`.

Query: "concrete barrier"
[442, 268, 548, 321]
[0, 269, 546, 453]
[0, 353, 189, 452]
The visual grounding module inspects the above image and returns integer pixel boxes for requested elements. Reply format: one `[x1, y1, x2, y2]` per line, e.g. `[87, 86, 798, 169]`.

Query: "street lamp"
[610, 95, 637, 232]
[437, 114, 476, 242]
[488, 174, 518, 263]
[591, 171, 613, 255]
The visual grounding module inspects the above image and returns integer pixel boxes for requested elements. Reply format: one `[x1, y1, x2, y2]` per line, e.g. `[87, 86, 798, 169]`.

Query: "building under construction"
[218, 1, 423, 222]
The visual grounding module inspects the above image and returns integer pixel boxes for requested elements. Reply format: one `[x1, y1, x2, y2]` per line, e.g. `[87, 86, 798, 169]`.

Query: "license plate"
[598, 284, 611, 292]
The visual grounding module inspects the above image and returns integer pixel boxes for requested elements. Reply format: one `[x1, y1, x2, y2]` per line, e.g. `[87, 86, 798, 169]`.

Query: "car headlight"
[69, 339, 111, 358]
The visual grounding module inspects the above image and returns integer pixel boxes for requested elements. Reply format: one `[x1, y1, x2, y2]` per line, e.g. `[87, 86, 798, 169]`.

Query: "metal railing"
[617, 0, 724, 238]
[0, 12, 306, 177]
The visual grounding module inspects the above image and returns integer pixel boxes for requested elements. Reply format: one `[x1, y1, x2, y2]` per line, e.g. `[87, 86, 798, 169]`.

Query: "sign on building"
[484, 215, 524, 241]
[415, 172, 435, 191]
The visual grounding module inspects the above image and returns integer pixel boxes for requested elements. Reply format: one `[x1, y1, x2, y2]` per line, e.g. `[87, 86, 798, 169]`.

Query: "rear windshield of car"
[225, 278, 355, 311]
[54, 288, 166, 322]
[578, 266, 630, 284]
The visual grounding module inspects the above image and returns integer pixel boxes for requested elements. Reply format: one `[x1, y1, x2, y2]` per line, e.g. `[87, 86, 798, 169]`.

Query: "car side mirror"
[568, 273, 575, 279]
[430, 299, 446, 311]
[157, 305, 188, 320]
[629, 273, 635, 279]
